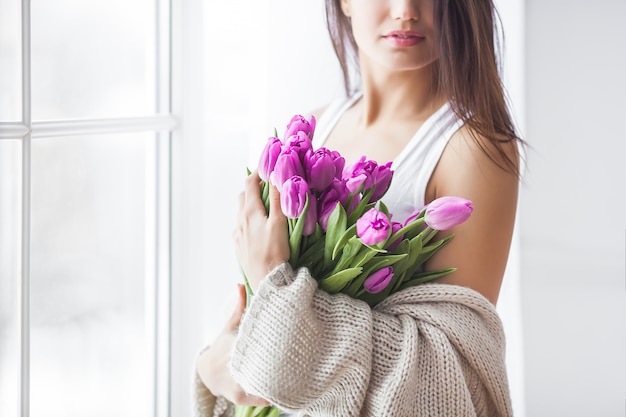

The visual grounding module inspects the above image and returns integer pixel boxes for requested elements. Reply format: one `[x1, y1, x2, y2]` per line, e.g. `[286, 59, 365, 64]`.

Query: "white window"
[1, 0, 174, 415]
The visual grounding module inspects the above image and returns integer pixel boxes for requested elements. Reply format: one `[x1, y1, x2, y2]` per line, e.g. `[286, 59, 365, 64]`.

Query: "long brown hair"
[325, 0, 524, 177]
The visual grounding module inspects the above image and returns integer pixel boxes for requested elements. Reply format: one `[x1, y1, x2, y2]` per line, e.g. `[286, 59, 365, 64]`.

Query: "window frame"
[0, 0, 180, 415]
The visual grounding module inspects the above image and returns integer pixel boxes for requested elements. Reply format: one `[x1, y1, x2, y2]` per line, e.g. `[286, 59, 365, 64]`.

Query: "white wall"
[522, 0, 626, 415]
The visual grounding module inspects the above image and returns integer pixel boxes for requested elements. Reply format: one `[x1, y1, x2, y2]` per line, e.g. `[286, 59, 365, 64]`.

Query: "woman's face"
[341, 0, 438, 73]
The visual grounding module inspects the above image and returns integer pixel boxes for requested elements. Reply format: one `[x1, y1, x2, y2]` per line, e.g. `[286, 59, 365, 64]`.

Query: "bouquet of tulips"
[233, 115, 473, 417]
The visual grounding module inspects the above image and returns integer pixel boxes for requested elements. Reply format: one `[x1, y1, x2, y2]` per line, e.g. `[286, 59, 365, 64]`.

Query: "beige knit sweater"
[196, 263, 513, 417]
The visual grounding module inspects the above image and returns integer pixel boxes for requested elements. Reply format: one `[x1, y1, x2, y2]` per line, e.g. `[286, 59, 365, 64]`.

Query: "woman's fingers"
[268, 183, 287, 223]
[243, 172, 265, 216]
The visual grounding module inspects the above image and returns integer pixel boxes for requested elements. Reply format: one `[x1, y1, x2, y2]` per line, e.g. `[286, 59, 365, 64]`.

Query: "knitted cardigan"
[195, 263, 513, 417]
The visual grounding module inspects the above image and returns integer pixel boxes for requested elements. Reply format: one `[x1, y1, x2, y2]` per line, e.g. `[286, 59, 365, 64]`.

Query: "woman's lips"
[383, 31, 425, 47]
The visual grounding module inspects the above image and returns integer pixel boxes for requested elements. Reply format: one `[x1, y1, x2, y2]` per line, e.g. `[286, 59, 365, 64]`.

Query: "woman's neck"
[357, 61, 446, 127]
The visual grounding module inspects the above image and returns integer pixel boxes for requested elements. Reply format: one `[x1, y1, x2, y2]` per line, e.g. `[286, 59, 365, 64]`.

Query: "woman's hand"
[233, 172, 290, 293]
[196, 284, 270, 407]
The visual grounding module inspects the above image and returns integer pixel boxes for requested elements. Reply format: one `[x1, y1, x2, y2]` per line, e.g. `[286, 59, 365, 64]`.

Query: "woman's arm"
[195, 284, 271, 413]
[426, 127, 520, 304]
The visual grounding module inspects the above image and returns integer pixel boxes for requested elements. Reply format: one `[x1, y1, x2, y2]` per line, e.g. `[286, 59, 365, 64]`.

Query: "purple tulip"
[404, 207, 425, 226]
[342, 156, 377, 194]
[317, 178, 350, 230]
[356, 208, 391, 245]
[370, 161, 393, 202]
[330, 150, 346, 180]
[280, 175, 310, 218]
[387, 221, 404, 251]
[424, 196, 474, 230]
[304, 148, 336, 192]
[270, 147, 305, 191]
[281, 176, 318, 236]
[284, 131, 313, 160]
[284, 114, 316, 140]
[364, 266, 394, 294]
[317, 200, 339, 232]
[257, 136, 283, 181]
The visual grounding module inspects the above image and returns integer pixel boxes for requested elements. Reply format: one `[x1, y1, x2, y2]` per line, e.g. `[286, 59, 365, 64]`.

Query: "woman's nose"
[390, 0, 419, 21]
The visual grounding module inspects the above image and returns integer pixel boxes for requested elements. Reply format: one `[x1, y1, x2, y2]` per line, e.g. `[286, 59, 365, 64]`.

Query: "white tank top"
[314, 92, 464, 222]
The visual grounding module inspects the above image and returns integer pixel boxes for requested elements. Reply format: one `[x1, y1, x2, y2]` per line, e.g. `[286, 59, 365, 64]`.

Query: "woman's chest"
[321, 116, 422, 166]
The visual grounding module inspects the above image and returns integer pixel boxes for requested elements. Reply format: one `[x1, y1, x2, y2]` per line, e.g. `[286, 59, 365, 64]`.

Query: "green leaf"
[296, 235, 326, 268]
[261, 181, 270, 214]
[324, 203, 347, 267]
[347, 189, 375, 224]
[378, 200, 390, 218]
[289, 195, 310, 265]
[319, 267, 363, 293]
[387, 239, 411, 274]
[385, 218, 425, 249]
[266, 407, 283, 417]
[411, 234, 454, 268]
[331, 237, 361, 273]
[399, 268, 457, 291]
[331, 224, 357, 260]
[350, 245, 381, 268]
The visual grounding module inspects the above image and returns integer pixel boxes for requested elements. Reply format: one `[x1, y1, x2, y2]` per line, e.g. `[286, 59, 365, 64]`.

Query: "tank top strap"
[313, 93, 362, 148]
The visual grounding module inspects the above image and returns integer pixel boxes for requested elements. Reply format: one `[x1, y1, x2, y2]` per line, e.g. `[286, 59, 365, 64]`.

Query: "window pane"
[0, 139, 21, 417]
[0, 0, 22, 121]
[30, 133, 155, 417]
[31, 0, 156, 120]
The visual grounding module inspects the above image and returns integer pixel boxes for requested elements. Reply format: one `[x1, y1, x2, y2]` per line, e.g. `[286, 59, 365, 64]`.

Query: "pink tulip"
[257, 136, 283, 181]
[270, 147, 305, 191]
[330, 150, 345, 180]
[404, 207, 425, 226]
[387, 221, 404, 251]
[284, 131, 313, 160]
[342, 156, 377, 194]
[284, 114, 316, 140]
[304, 148, 337, 192]
[424, 196, 474, 230]
[356, 208, 391, 246]
[317, 178, 350, 231]
[364, 267, 394, 294]
[370, 161, 393, 202]
[281, 176, 318, 236]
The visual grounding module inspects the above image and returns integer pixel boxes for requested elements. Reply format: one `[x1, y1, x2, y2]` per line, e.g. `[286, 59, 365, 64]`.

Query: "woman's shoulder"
[425, 125, 520, 304]
[435, 125, 520, 187]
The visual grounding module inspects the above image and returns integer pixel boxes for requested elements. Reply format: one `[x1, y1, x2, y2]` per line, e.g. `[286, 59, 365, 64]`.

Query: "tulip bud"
[284, 114, 316, 140]
[364, 266, 394, 294]
[342, 156, 377, 194]
[370, 161, 393, 202]
[257, 136, 283, 181]
[424, 196, 474, 230]
[270, 147, 305, 191]
[356, 207, 391, 246]
[387, 221, 404, 251]
[404, 207, 425, 226]
[330, 150, 345, 180]
[281, 176, 318, 236]
[284, 131, 313, 160]
[304, 147, 337, 192]
[317, 178, 350, 231]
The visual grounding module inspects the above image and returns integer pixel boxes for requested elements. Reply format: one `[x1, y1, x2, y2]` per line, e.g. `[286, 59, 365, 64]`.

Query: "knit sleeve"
[230, 262, 512, 417]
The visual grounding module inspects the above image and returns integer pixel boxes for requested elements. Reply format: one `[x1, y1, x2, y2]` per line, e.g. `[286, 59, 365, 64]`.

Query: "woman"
[197, 0, 522, 415]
